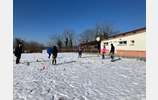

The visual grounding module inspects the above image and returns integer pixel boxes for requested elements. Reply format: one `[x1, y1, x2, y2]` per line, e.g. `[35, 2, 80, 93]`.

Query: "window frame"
[118, 40, 127, 46]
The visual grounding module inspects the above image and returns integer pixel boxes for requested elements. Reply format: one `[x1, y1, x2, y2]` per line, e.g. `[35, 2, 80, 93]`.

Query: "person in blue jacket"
[47, 47, 53, 59]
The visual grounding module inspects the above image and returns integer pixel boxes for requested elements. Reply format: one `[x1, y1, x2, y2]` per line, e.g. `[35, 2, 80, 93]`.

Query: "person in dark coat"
[52, 46, 58, 64]
[14, 43, 23, 64]
[110, 43, 115, 61]
[47, 47, 53, 59]
[78, 45, 83, 58]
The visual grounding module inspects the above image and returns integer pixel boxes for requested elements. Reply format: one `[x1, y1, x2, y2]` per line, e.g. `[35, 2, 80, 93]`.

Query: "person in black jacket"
[14, 43, 23, 64]
[78, 45, 83, 58]
[52, 46, 58, 64]
[110, 43, 115, 61]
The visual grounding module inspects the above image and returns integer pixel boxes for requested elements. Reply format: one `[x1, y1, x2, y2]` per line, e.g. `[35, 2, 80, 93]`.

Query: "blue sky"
[14, 0, 146, 44]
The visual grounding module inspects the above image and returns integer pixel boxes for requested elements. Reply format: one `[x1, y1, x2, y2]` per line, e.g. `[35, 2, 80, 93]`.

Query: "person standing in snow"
[110, 43, 115, 61]
[52, 46, 58, 64]
[78, 45, 83, 58]
[101, 44, 107, 59]
[47, 47, 53, 59]
[14, 42, 23, 64]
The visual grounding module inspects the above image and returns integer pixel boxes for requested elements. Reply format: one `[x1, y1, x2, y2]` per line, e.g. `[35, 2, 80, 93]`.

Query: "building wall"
[101, 31, 146, 58]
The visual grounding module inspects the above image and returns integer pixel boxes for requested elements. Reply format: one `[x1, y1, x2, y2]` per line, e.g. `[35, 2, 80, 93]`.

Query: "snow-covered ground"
[13, 53, 146, 100]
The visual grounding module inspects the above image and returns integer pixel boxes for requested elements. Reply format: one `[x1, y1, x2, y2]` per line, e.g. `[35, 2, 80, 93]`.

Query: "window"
[114, 41, 117, 43]
[118, 41, 127, 46]
[130, 40, 135, 46]
[104, 42, 108, 46]
[131, 40, 135, 43]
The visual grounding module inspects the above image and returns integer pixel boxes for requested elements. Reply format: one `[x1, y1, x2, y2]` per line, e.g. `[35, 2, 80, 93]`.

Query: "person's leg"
[19, 54, 21, 61]
[80, 53, 82, 58]
[102, 53, 105, 59]
[111, 53, 114, 61]
[54, 58, 56, 64]
[16, 57, 19, 64]
[112, 53, 114, 60]
[54, 55, 57, 64]
[52, 56, 54, 64]
[52, 59, 54, 64]
[79, 52, 81, 58]
[48, 54, 51, 58]
[16, 56, 20, 64]
[52, 55, 57, 64]
[78, 52, 80, 58]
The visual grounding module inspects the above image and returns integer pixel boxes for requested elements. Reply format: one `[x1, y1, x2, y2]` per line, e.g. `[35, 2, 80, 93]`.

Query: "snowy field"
[13, 53, 146, 100]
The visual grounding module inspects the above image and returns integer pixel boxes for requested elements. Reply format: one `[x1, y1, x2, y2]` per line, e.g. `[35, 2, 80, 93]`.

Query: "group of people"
[101, 43, 115, 61]
[13, 42, 59, 65]
[79, 43, 115, 61]
[47, 46, 58, 64]
[14, 42, 115, 64]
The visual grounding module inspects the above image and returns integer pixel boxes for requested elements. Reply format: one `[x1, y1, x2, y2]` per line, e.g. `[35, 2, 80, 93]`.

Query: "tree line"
[48, 23, 119, 49]
[14, 23, 119, 53]
[13, 38, 45, 53]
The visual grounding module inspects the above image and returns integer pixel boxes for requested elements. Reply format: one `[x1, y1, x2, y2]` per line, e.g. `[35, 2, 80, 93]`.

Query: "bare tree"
[14, 37, 45, 53]
[26, 41, 45, 53]
[48, 33, 63, 48]
[68, 31, 74, 47]
[96, 24, 113, 39]
[80, 28, 96, 42]
[57, 38, 63, 49]
[65, 37, 68, 47]
[62, 30, 69, 47]
[79, 23, 120, 42]
[13, 38, 25, 49]
[62, 29, 75, 47]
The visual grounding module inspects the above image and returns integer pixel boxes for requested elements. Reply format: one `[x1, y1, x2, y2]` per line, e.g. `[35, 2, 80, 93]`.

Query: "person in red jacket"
[101, 44, 107, 59]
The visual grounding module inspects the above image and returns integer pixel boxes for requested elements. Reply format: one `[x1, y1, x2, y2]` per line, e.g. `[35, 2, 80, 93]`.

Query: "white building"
[101, 27, 146, 58]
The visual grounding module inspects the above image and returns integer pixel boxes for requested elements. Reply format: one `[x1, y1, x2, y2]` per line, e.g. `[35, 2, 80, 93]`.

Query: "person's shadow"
[81, 55, 99, 58]
[111, 57, 121, 62]
[55, 61, 76, 65]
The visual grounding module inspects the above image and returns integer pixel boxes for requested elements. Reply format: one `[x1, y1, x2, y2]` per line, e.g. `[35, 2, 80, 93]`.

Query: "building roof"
[80, 27, 146, 46]
[80, 41, 98, 46]
[109, 27, 146, 39]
